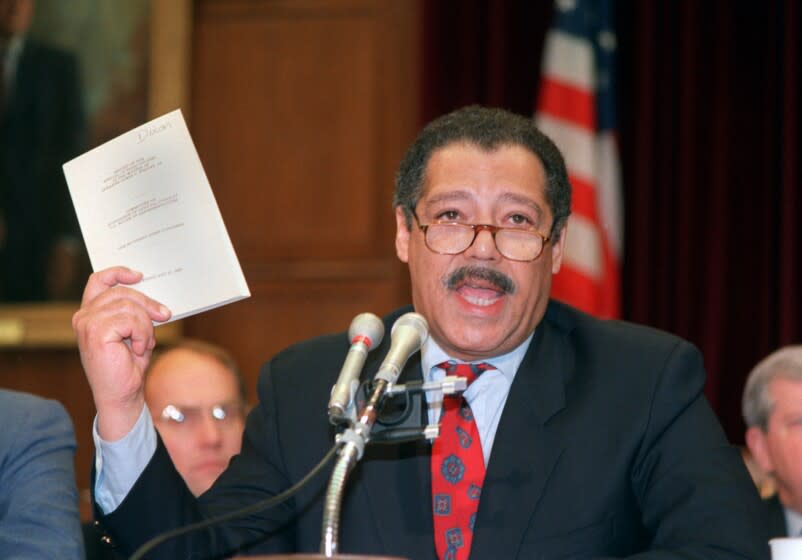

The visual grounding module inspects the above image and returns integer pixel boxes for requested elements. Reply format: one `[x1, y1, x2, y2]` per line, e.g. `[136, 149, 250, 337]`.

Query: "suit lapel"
[471, 312, 573, 559]
[766, 494, 789, 538]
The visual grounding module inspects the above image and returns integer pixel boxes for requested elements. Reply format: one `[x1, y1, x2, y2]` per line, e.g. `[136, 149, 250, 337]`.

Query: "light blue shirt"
[94, 331, 534, 513]
[93, 405, 156, 514]
[783, 505, 802, 536]
[420, 334, 533, 465]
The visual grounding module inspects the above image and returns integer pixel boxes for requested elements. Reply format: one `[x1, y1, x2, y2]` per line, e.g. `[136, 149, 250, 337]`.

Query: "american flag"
[535, 0, 622, 318]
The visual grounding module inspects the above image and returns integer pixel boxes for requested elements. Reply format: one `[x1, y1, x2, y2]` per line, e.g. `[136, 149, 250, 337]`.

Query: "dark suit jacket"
[0, 39, 86, 301]
[765, 495, 788, 538]
[83, 521, 120, 560]
[96, 302, 770, 559]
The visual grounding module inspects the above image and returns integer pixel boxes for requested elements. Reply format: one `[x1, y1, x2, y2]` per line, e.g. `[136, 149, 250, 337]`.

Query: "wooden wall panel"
[190, 0, 415, 260]
[186, 264, 404, 397]
[0, 0, 420, 523]
[184, 0, 421, 387]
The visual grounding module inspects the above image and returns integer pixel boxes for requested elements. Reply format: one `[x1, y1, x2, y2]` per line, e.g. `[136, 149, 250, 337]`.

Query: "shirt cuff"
[92, 404, 157, 514]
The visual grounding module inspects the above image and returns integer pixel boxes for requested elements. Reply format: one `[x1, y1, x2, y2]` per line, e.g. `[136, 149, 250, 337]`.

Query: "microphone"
[373, 312, 429, 384]
[328, 313, 385, 422]
[322, 312, 428, 555]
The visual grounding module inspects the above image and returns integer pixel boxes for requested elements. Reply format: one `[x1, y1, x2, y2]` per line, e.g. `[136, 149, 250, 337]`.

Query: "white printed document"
[63, 109, 250, 322]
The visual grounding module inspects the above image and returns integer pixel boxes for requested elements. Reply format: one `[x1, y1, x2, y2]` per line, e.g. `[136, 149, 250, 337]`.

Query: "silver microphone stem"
[320, 378, 388, 557]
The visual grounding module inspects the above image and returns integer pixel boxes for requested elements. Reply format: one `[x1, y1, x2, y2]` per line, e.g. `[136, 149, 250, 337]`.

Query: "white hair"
[742, 345, 802, 430]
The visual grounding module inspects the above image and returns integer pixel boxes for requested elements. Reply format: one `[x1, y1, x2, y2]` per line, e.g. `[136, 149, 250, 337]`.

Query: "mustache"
[444, 266, 516, 295]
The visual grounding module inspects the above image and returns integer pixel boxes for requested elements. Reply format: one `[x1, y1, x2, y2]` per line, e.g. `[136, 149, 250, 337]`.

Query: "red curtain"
[421, 0, 801, 442]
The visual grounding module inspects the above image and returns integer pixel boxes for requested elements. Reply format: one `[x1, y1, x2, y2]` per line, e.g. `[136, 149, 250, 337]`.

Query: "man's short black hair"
[393, 105, 571, 240]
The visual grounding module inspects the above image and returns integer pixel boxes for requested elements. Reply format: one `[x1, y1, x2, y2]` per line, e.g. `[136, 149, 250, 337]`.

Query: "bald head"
[145, 341, 246, 496]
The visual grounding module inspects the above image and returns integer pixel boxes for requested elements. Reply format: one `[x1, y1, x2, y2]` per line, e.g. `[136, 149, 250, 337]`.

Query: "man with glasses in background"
[74, 106, 768, 559]
[84, 339, 246, 559]
[144, 340, 247, 497]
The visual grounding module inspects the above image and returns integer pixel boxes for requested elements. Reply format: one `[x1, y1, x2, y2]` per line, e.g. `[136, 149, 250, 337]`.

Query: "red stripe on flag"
[537, 78, 595, 130]
[551, 230, 620, 319]
[569, 175, 599, 222]
[598, 238, 621, 318]
[550, 266, 599, 315]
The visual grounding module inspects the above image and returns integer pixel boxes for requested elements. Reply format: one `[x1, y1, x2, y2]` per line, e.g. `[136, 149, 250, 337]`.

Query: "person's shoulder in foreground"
[0, 389, 84, 558]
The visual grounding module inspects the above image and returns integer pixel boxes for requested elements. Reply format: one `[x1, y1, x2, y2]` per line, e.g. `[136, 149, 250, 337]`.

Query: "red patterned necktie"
[431, 361, 494, 560]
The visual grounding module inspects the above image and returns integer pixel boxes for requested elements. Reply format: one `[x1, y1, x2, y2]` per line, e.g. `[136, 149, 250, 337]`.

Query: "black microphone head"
[347, 312, 384, 350]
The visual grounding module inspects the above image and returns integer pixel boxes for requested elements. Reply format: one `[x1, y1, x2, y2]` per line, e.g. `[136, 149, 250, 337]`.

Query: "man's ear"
[395, 207, 410, 263]
[550, 225, 567, 274]
[745, 426, 775, 474]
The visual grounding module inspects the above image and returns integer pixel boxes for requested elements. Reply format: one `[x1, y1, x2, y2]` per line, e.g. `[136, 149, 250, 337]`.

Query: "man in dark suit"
[73, 106, 769, 558]
[0, 0, 87, 301]
[744, 346, 802, 538]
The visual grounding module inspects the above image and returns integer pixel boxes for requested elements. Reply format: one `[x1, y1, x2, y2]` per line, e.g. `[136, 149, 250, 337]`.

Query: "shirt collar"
[784, 504, 802, 536]
[420, 331, 534, 384]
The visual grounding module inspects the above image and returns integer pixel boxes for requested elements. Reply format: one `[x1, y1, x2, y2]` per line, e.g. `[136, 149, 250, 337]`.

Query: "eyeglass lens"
[160, 403, 243, 427]
[424, 223, 544, 261]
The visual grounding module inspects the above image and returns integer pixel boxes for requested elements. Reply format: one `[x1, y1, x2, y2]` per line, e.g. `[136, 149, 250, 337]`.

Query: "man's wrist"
[96, 396, 146, 442]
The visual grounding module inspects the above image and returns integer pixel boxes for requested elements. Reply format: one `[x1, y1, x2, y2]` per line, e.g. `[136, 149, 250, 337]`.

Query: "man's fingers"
[82, 290, 166, 333]
[82, 266, 143, 305]
[79, 266, 172, 323]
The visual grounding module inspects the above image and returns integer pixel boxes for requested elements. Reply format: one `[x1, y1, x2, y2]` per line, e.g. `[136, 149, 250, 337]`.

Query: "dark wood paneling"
[191, 0, 417, 261]
[0, 0, 420, 524]
[185, 0, 420, 382]
[185, 266, 404, 397]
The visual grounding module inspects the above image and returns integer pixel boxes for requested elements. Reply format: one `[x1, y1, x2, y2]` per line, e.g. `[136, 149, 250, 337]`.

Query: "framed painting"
[0, 0, 190, 346]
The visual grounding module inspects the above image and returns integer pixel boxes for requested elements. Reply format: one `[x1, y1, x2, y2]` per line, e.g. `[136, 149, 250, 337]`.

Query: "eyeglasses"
[159, 403, 244, 429]
[412, 211, 550, 262]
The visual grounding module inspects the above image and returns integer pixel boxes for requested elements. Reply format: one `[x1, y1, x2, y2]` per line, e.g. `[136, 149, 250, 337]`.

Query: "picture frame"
[0, 0, 190, 347]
